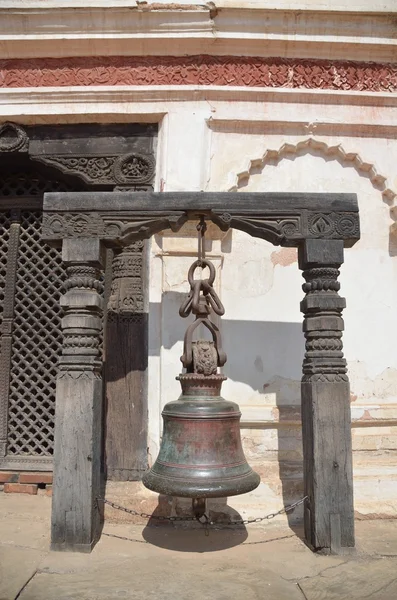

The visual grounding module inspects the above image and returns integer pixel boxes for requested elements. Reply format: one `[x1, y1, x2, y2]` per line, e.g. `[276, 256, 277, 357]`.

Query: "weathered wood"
[302, 382, 354, 551]
[52, 372, 103, 552]
[299, 239, 355, 552]
[0, 212, 20, 458]
[45, 191, 358, 214]
[104, 243, 148, 481]
[43, 192, 360, 249]
[105, 317, 148, 480]
[51, 238, 105, 552]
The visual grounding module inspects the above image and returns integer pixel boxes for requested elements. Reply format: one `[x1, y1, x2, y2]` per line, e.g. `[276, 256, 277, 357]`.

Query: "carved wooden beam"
[42, 191, 360, 248]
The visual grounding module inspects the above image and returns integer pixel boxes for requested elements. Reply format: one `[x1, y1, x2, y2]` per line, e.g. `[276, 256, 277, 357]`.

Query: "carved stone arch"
[229, 137, 396, 204]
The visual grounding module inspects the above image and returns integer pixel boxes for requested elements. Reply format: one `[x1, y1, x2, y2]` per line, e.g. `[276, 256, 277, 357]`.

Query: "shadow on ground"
[142, 496, 248, 551]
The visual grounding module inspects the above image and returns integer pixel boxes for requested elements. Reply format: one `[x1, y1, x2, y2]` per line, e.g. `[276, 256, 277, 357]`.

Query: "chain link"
[196, 215, 207, 265]
[97, 496, 308, 528]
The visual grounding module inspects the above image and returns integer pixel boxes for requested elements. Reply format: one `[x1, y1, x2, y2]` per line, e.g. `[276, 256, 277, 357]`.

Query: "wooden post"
[51, 238, 105, 552]
[299, 239, 355, 553]
[105, 241, 149, 480]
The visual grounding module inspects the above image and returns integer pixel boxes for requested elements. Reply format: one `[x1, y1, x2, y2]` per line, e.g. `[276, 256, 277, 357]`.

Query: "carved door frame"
[0, 122, 156, 473]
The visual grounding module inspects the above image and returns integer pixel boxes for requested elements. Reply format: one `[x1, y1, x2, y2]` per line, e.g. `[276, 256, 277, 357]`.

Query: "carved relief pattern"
[192, 341, 218, 376]
[302, 268, 341, 293]
[212, 213, 302, 245]
[32, 153, 155, 186]
[107, 242, 145, 322]
[42, 212, 188, 243]
[0, 122, 28, 152]
[301, 266, 348, 383]
[0, 56, 396, 92]
[335, 213, 360, 237]
[59, 264, 103, 379]
[306, 212, 359, 240]
[308, 214, 335, 237]
[42, 209, 359, 249]
[63, 265, 103, 293]
[211, 211, 359, 245]
[43, 213, 106, 238]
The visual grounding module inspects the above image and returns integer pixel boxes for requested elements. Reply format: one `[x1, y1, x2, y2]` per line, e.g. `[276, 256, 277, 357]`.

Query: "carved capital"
[58, 262, 104, 377]
[300, 261, 348, 383]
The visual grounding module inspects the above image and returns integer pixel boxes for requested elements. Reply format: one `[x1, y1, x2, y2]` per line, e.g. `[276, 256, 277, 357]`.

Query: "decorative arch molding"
[229, 137, 396, 204]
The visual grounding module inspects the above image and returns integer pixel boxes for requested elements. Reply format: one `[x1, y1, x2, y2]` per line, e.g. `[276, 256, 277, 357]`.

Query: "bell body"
[143, 374, 260, 498]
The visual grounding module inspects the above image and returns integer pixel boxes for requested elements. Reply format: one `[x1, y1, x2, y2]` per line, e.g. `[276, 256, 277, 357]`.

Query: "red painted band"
[0, 55, 396, 92]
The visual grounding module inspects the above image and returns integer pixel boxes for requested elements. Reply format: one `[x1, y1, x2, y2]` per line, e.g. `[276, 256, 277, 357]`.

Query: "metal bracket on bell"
[179, 258, 227, 372]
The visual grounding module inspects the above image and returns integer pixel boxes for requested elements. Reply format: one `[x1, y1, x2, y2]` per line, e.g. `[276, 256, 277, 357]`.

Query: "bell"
[142, 355, 260, 498]
[143, 249, 260, 499]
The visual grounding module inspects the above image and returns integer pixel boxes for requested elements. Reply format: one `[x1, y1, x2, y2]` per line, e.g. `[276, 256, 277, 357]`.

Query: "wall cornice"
[1, 1, 396, 11]
[0, 4, 396, 62]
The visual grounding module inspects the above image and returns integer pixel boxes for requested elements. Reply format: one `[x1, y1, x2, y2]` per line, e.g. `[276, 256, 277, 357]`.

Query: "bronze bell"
[143, 253, 260, 499]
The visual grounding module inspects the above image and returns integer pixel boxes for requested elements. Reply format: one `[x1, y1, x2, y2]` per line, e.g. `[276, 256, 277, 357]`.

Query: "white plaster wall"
[148, 107, 397, 517]
[1, 80, 396, 517]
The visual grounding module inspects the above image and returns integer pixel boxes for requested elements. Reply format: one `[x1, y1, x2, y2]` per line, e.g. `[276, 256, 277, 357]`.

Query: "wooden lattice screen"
[0, 172, 84, 470]
[0, 121, 156, 475]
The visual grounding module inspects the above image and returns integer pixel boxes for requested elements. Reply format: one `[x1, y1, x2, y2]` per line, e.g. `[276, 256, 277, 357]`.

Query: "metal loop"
[204, 287, 225, 317]
[188, 259, 215, 288]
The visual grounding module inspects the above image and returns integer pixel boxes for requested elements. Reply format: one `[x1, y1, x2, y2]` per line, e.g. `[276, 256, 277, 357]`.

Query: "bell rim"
[142, 468, 261, 498]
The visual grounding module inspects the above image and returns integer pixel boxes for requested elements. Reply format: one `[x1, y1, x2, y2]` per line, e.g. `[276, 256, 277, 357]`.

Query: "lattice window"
[0, 172, 74, 196]
[6, 211, 66, 455]
[0, 212, 11, 330]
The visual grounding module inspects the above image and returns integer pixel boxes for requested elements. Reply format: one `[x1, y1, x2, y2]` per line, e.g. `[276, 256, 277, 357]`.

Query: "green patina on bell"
[143, 253, 260, 499]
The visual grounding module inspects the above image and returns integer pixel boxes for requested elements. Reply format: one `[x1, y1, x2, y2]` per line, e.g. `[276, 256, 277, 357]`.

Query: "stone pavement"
[1, 494, 397, 600]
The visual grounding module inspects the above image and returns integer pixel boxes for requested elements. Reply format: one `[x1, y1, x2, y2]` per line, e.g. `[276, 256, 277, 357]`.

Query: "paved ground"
[1, 494, 397, 600]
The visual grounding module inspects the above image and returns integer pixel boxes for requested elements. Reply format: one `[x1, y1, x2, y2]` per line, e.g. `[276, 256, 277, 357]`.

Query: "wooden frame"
[0, 121, 156, 477]
[42, 191, 360, 554]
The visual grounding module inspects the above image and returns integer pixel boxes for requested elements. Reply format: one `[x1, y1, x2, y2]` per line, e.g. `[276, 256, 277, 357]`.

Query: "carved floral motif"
[32, 153, 154, 185]
[42, 212, 188, 243]
[308, 214, 335, 237]
[0, 56, 396, 92]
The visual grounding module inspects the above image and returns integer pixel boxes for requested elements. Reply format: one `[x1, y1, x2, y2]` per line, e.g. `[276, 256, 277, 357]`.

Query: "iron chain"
[228, 496, 308, 526]
[196, 215, 207, 264]
[97, 496, 308, 527]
